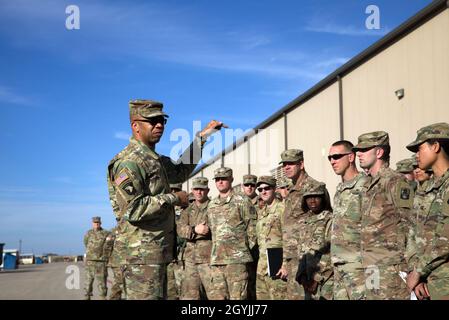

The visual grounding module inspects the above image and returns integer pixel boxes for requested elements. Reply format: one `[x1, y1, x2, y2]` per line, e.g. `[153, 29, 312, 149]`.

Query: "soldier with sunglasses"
[107, 99, 226, 299]
[328, 140, 369, 300]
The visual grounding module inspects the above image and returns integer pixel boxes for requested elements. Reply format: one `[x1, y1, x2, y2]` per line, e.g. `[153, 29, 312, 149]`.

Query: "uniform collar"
[337, 172, 365, 192]
[427, 168, 449, 192]
[195, 199, 210, 210]
[291, 171, 309, 191]
[130, 136, 160, 160]
[214, 191, 234, 204]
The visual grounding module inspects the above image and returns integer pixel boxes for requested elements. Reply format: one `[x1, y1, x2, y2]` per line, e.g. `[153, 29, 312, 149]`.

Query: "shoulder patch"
[400, 187, 411, 200]
[395, 180, 414, 209]
[115, 168, 131, 186]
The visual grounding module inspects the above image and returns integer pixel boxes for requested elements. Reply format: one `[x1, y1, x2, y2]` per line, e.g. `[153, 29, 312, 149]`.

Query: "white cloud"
[305, 23, 390, 37]
[0, 85, 32, 106]
[114, 131, 130, 140]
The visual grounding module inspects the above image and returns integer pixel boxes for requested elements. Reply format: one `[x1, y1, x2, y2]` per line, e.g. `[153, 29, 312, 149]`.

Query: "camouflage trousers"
[247, 260, 258, 300]
[285, 258, 305, 300]
[108, 266, 123, 300]
[307, 273, 334, 300]
[209, 264, 248, 300]
[426, 273, 449, 300]
[84, 261, 107, 299]
[122, 264, 166, 300]
[167, 261, 184, 300]
[364, 264, 409, 300]
[181, 262, 214, 300]
[333, 263, 366, 300]
[256, 273, 287, 300]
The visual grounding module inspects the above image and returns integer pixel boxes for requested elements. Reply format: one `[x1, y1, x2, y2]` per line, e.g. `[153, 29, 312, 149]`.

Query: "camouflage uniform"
[279, 149, 330, 300]
[406, 123, 449, 300]
[106, 100, 203, 300]
[177, 177, 213, 300]
[255, 176, 287, 300]
[396, 158, 418, 191]
[354, 132, 414, 300]
[207, 167, 257, 300]
[243, 174, 259, 300]
[296, 184, 333, 300]
[331, 173, 369, 300]
[103, 224, 125, 300]
[83, 217, 110, 299]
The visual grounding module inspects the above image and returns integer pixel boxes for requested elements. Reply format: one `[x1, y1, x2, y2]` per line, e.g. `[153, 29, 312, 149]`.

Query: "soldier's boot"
[83, 295, 91, 300]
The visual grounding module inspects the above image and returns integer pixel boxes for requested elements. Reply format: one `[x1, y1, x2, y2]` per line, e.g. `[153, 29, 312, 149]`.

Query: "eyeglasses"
[215, 177, 229, 181]
[257, 186, 272, 192]
[135, 116, 167, 126]
[243, 184, 255, 187]
[327, 153, 351, 161]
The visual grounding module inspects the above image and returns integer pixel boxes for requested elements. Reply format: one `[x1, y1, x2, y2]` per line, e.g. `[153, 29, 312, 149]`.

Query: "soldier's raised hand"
[199, 120, 229, 139]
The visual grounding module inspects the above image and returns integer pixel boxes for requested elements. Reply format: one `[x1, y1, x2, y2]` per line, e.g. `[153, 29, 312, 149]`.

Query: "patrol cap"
[129, 99, 168, 119]
[213, 167, 233, 179]
[169, 183, 183, 191]
[406, 122, 449, 152]
[352, 131, 389, 151]
[277, 177, 292, 188]
[243, 174, 257, 185]
[303, 183, 326, 197]
[395, 158, 415, 173]
[92, 216, 101, 223]
[279, 149, 304, 164]
[256, 176, 277, 188]
[192, 177, 209, 189]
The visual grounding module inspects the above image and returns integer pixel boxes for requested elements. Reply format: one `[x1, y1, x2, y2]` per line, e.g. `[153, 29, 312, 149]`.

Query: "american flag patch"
[115, 171, 129, 186]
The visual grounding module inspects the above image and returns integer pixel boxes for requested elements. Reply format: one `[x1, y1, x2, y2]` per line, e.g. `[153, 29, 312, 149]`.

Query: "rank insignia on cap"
[400, 188, 410, 200]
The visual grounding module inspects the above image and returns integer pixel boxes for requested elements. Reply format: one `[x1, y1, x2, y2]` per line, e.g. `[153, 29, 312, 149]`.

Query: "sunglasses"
[215, 177, 229, 181]
[327, 153, 351, 161]
[135, 116, 167, 126]
[257, 186, 273, 192]
[243, 184, 255, 187]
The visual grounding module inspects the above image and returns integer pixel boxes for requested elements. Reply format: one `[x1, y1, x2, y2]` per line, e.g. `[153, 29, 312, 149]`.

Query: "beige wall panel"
[287, 83, 341, 199]
[223, 142, 248, 186]
[343, 10, 449, 168]
[248, 118, 285, 177]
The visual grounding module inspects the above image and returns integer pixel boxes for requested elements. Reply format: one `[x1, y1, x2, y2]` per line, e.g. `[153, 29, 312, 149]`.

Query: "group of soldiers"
[83, 99, 449, 300]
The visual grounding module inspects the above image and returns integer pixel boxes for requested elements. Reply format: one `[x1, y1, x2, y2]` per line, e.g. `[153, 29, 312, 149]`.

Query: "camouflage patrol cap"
[303, 183, 326, 197]
[256, 176, 277, 188]
[92, 216, 101, 223]
[279, 149, 304, 164]
[243, 174, 257, 185]
[406, 122, 449, 152]
[277, 177, 292, 188]
[129, 99, 168, 119]
[213, 167, 233, 179]
[169, 183, 183, 191]
[192, 177, 209, 189]
[395, 158, 415, 173]
[352, 131, 389, 151]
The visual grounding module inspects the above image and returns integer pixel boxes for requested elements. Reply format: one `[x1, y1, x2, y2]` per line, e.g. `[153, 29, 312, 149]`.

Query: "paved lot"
[0, 262, 114, 300]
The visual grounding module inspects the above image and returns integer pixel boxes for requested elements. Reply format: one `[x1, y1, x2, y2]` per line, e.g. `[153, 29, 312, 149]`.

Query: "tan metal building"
[183, 0, 449, 199]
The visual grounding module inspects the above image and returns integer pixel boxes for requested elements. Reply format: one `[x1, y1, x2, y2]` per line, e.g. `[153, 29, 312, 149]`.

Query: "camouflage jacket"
[103, 224, 127, 267]
[207, 191, 257, 265]
[83, 228, 110, 261]
[107, 136, 201, 264]
[177, 199, 212, 264]
[256, 198, 285, 276]
[297, 210, 333, 284]
[408, 169, 449, 279]
[360, 166, 414, 267]
[331, 173, 369, 266]
[282, 172, 328, 261]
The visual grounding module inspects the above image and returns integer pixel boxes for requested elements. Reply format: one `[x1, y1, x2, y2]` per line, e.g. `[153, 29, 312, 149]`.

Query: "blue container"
[35, 257, 43, 264]
[3, 253, 18, 270]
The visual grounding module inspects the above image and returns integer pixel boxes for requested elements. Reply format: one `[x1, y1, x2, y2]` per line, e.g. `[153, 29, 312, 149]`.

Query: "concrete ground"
[0, 262, 115, 300]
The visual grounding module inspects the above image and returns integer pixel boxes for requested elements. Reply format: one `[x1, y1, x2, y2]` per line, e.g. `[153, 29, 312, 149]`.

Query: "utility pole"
[19, 239, 22, 254]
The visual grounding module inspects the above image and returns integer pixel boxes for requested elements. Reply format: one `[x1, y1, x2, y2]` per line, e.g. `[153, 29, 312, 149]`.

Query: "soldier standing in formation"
[354, 131, 414, 300]
[328, 140, 368, 300]
[107, 99, 225, 299]
[406, 123, 449, 300]
[277, 149, 329, 300]
[254, 176, 287, 300]
[83, 216, 110, 300]
[177, 177, 213, 299]
[103, 218, 125, 300]
[295, 183, 333, 300]
[207, 167, 257, 300]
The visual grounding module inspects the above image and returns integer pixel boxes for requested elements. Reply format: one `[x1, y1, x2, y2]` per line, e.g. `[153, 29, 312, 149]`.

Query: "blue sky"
[0, 0, 431, 255]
